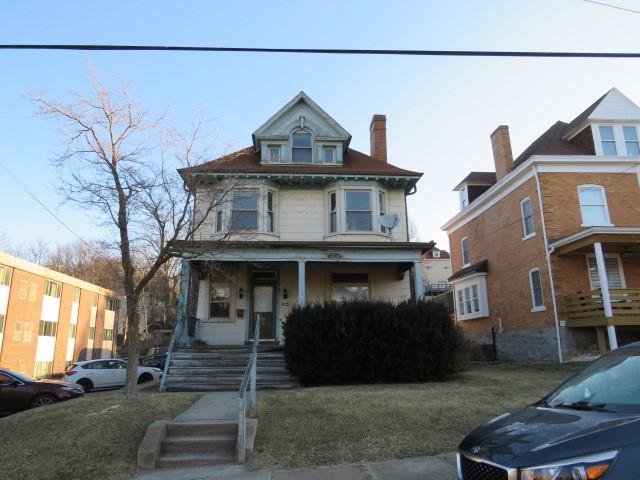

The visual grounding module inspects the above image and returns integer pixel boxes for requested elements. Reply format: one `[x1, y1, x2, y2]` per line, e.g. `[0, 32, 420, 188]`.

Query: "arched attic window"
[292, 130, 312, 163]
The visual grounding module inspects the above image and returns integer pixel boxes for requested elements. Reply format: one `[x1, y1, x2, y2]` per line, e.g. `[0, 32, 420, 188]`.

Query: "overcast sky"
[2, 0, 640, 251]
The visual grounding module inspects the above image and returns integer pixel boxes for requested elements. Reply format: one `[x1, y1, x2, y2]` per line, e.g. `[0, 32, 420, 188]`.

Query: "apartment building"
[442, 88, 640, 361]
[0, 252, 120, 377]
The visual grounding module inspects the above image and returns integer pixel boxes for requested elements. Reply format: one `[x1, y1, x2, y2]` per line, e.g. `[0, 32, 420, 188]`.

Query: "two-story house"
[442, 88, 640, 362]
[173, 92, 431, 345]
[421, 248, 452, 298]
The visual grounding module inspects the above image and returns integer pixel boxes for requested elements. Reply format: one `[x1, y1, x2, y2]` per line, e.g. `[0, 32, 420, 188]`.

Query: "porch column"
[298, 260, 306, 306]
[594, 242, 618, 350]
[413, 261, 424, 302]
[176, 259, 191, 345]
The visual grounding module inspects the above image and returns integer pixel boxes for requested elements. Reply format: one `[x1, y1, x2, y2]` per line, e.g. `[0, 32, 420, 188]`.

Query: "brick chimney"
[491, 125, 513, 180]
[370, 114, 387, 163]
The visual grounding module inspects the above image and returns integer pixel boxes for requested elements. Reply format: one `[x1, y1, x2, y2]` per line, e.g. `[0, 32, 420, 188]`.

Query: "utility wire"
[1, 44, 640, 58]
[584, 0, 640, 14]
[0, 161, 92, 247]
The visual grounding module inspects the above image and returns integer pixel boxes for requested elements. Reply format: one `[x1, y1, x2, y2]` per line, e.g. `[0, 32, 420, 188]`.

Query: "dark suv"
[458, 342, 640, 480]
[0, 368, 84, 415]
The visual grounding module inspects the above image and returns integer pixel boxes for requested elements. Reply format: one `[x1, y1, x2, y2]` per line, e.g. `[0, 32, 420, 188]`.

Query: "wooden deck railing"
[564, 288, 640, 327]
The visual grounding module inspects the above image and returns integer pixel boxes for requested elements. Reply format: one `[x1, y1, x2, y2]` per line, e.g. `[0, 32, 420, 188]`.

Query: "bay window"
[378, 191, 387, 233]
[345, 190, 372, 231]
[231, 190, 258, 230]
[329, 192, 337, 233]
[453, 274, 488, 320]
[266, 191, 275, 233]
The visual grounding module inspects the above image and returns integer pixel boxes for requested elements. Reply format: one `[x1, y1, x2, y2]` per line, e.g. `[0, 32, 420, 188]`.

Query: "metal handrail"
[237, 313, 260, 463]
[158, 312, 185, 392]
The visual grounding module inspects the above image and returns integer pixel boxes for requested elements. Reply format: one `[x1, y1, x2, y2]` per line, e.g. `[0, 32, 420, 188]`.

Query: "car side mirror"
[8, 381, 20, 387]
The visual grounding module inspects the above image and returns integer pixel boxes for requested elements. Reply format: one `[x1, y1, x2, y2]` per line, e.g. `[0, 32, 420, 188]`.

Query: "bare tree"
[30, 70, 223, 398]
[408, 219, 421, 242]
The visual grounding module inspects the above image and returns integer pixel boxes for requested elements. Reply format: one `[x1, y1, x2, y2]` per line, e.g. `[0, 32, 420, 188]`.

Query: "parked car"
[0, 368, 84, 415]
[458, 342, 640, 480]
[63, 359, 162, 392]
[140, 346, 168, 370]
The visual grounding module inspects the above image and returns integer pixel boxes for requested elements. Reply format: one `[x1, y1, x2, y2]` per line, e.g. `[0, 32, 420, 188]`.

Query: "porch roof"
[549, 226, 640, 255]
[171, 240, 433, 263]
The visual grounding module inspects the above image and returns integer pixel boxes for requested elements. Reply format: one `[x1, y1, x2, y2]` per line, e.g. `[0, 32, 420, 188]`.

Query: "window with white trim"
[529, 268, 544, 310]
[28, 282, 37, 303]
[268, 145, 281, 163]
[599, 126, 617, 155]
[521, 197, 535, 238]
[323, 146, 336, 164]
[345, 190, 372, 231]
[378, 191, 387, 233]
[461, 237, 470, 266]
[231, 190, 259, 231]
[209, 273, 232, 322]
[623, 126, 640, 156]
[578, 185, 611, 226]
[292, 131, 312, 163]
[266, 191, 275, 233]
[44, 280, 61, 298]
[329, 192, 337, 233]
[454, 275, 488, 320]
[459, 188, 469, 210]
[587, 256, 624, 290]
[432, 250, 441, 258]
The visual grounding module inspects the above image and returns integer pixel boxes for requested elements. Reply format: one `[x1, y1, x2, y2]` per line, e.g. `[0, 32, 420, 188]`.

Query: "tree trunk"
[125, 293, 141, 399]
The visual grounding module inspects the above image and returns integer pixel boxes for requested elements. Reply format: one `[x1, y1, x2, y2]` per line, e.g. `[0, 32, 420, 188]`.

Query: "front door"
[250, 283, 276, 342]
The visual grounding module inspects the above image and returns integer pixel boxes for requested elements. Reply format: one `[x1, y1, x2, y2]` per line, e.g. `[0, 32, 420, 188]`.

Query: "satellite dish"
[379, 214, 399, 230]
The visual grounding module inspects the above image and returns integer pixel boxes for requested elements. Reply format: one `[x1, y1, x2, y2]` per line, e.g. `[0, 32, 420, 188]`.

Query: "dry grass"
[0, 390, 201, 480]
[251, 362, 583, 469]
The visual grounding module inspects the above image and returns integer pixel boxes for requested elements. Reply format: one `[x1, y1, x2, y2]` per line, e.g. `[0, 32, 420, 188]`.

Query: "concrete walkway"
[173, 392, 237, 422]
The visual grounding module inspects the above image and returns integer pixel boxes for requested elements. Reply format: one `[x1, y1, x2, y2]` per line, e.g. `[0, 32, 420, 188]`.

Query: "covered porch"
[171, 241, 431, 346]
[551, 227, 640, 351]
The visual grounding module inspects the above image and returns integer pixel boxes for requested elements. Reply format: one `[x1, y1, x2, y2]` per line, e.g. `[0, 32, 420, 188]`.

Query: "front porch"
[551, 226, 640, 351]
[172, 241, 431, 346]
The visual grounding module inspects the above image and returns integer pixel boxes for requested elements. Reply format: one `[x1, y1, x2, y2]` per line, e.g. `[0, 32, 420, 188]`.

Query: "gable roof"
[178, 146, 422, 177]
[252, 91, 351, 149]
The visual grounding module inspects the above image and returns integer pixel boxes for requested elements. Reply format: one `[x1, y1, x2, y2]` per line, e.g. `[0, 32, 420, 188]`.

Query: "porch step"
[156, 452, 236, 469]
[164, 346, 298, 392]
[166, 420, 237, 436]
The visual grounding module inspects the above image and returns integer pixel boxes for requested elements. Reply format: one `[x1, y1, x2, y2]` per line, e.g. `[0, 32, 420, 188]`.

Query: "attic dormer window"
[292, 131, 312, 163]
[599, 126, 617, 155]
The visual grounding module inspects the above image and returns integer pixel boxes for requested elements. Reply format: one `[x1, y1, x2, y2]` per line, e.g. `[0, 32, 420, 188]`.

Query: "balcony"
[564, 289, 640, 327]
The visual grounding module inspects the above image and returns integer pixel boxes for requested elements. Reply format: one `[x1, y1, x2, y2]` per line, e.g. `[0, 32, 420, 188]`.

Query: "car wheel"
[77, 379, 93, 393]
[137, 373, 153, 384]
[31, 394, 58, 408]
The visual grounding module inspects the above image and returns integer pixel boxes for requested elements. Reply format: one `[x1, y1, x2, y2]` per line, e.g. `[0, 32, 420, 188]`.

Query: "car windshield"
[2, 369, 34, 383]
[546, 347, 640, 413]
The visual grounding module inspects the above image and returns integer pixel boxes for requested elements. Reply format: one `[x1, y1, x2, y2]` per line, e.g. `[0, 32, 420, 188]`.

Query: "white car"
[63, 359, 162, 392]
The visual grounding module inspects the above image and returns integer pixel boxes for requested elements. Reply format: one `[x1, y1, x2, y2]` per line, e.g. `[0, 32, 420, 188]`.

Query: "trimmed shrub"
[283, 300, 466, 386]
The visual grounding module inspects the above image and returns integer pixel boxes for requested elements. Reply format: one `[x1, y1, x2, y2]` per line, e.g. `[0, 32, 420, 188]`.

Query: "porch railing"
[237, 313, 260, 463]
[564, 288, 640, 327]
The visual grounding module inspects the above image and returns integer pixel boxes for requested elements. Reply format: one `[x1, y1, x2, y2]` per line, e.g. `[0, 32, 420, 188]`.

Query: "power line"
[0, 44, 640, 58]
[584, 0, 640, 14]
[0, 161, 92, 247]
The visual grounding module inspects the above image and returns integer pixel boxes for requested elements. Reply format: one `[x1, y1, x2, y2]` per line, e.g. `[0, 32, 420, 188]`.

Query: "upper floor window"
[73, 287, 80, 303]
[266, 191, 275, 233]
[623, 126, 640, 156]
[268, 145, 281, 163]
[106, 298, 118, 311]
[231, 190, 259, 230]
[432, 250, 441, 259]
[578, 185, 611, 226]
[461, 237, 470, 266]
[92, 293, 98, 308]
[329, 192, 337, 233]
[323, 146, 336, 164]
[459, 188, 469, 209]
[520, 197, 535, 238]
[214, 191, 224, 233]
[599, 126, 617, 155]
[44, 280, 61, 298]
[345, 191, 372, 231]
[292, 131, 312, 163]
[0, 265, 11, 286]
[378, 191, 387, 233]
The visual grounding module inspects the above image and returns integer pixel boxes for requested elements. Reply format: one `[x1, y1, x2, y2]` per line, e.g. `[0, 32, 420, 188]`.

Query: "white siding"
[278, 189, 326, 240]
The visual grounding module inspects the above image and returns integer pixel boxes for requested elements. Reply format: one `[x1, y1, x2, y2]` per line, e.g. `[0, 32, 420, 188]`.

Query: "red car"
[0, 368, 84, 416]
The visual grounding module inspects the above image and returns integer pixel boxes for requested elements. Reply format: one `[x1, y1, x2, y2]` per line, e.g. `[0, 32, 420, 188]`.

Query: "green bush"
[283, 300, 466, 386]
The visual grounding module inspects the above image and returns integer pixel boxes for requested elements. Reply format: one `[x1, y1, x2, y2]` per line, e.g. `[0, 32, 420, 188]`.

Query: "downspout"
[405, 183, 417, 242]
[533, 165, 564, 363]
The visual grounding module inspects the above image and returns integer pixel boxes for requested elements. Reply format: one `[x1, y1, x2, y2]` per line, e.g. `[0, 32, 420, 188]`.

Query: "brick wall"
[448, 177, 554, 335]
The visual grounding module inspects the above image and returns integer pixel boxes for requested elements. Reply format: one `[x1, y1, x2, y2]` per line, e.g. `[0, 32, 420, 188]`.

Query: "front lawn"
[0, 390, 201, 480]
[251, 362, 583, 469]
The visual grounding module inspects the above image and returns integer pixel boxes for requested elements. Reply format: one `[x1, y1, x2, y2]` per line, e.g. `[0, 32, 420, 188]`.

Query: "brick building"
[442, 88, 640, 361]
[0, 252, 120, 377]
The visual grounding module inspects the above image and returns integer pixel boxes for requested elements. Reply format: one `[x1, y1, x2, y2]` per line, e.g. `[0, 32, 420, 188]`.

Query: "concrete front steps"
[156, 421, 237, 468]
[164, 345, 298, 392]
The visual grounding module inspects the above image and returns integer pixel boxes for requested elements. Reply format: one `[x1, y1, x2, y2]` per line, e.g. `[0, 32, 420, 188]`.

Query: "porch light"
[238, 287, 244, 299]
[283, 288, 288, 300]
